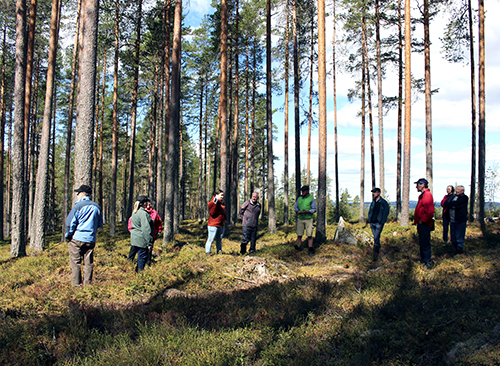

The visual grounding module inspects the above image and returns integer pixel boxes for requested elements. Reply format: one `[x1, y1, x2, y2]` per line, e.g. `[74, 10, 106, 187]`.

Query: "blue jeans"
[417, 223, 432, 265]
[442, 217, 450, 242]
[206, 226, 224, 253]
[136, 246, 149, 271]
[450, 221, 466, 251]
[370, 223, 384, 253]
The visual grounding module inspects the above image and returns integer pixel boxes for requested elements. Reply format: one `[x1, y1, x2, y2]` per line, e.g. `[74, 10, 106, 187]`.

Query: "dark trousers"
[129, 245, 150, 271]
[370, 222, 384, 253]
[417, 223, 432, 265]
[241, 226, 258, 252]
[450, 221, 466, 251]
[442, 217, 450, 242]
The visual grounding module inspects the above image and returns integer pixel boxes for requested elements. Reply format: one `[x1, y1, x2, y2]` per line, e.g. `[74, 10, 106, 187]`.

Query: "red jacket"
[414, 189, 435, 227]
[208, 198, 226, 227]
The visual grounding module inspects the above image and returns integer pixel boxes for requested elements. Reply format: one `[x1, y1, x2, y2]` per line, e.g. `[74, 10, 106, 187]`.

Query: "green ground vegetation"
[1, 219, 499, 365]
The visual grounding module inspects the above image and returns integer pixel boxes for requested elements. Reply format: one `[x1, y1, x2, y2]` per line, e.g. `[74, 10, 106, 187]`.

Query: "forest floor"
[1, 219, 500, 365]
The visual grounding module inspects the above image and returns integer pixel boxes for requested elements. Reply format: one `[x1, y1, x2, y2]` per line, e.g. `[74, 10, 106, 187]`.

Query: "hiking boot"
[249, 249, 256, 255]
[217, 250, 223, 255]
[294, 244, 302, 251]
[372, 251, 379, 261]
[240, 243, 247, 255]
[308, 247, 315, 256]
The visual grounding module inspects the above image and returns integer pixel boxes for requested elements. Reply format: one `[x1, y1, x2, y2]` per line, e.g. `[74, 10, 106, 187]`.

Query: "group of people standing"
[369, 178, 469, 269]
[64, 178, 471, 286]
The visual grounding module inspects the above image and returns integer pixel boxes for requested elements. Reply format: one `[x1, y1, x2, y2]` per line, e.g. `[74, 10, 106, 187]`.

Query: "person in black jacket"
[444, 185, 468, 254]
[239, 192, 261, 255]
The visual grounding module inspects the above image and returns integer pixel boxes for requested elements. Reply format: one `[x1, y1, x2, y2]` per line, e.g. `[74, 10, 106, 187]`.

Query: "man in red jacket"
[414, 178, 435, 268]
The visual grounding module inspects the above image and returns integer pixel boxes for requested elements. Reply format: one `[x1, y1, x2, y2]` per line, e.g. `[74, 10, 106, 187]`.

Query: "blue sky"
[184, 0, 500, 203]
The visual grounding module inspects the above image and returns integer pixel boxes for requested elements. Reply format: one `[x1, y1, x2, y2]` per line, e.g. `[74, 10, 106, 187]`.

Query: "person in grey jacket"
[65, 184, 103, 286]
[129, 195, 154, 271]
[367, 188, 390, 261]
[239, 192, 261, 255]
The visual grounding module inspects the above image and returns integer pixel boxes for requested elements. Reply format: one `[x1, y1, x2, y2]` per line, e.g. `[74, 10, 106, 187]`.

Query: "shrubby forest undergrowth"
[1, 220, 499, 365]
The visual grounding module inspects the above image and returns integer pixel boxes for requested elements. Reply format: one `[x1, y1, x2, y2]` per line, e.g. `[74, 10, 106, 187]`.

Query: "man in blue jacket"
[368, 187, 390, 261]
[65, 185, 103, 286]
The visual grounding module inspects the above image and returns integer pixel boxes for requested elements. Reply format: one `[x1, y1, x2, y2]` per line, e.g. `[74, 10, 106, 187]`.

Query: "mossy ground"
[1, 219, 499, 365]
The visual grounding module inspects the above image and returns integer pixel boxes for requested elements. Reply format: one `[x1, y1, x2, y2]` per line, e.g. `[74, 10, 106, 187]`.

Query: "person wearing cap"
[206, 189, 226, 255]
[239, 192, 262, 255]
[367, 187, 390, 261]
[129, 195, 154, 271]
[294, 185, 317, 255]
[414, 178, 435, 268]
[65, 184, 103, 286]
[443, 185, 468, 254]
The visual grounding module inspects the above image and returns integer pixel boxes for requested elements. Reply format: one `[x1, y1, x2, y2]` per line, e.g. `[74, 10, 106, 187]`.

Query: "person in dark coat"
[440, 185, 454, 243]
[239, 192, 261, 255]
[367, 188, 390, 261]
[444, 185, 468, 254]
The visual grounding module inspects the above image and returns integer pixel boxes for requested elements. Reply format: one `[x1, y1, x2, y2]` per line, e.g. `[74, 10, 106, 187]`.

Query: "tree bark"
[11, 0, 28, 257]
[359, 15, 367, 224]
[401, 0, 412, 227]
[0, 23, 6, 240]
[73, 0, 99, 194]
[31, 0, 61, 252]
[63, 0, 81, 240]
[163, 0, 182, 244]
[109, 0, 119, 235]
[396, 0, 403, 219]
[477, 0, 485, 228]
[126, 0, 143, 222]
[284, 2, 290, 225]
[424, 0, 433, 193]
[293, 0, 301, 199]
[468, 0, 477, 222]
[231, 0, 240, 226]
[316, 0, 327, 243]
[376, 0, 384, 196]
[333, 0, 339, 222]
[218, 0, 229, 232]
[266, 0, 276, 233]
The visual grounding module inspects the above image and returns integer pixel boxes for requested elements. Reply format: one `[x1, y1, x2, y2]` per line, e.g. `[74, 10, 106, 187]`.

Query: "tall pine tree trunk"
[266, 0, 276, 233]
[396, 0, 403, 219]
[11, 0, 28, 257]
[401, 0, 412, 227]
[359, 15, 367, 224]
[31, 0, 61, 251]
[231, 0, 240, 226]
[333, 0, 339, 222]
[163, 0, 182, 244]
[468, 0, 477, 222]
[293, 0, 301, 198]
[424, 0, 433, 192]
[63, 0, 81, 240]
[0, 23, 7, 240]
[218, 0, 229, 232]
[126, 0, 143, 221]
[376, 0, 385, 196]
[477, 0, 485, 227]
[316, 0, 327, 243]
[284, 2, 290, 225]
